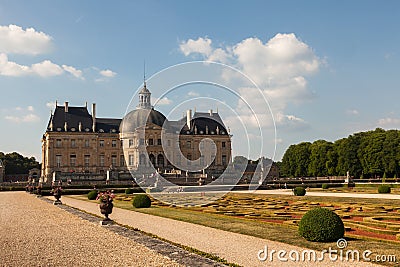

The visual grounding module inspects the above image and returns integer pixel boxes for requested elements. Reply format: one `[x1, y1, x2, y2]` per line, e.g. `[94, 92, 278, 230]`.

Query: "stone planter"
[53, 188, 62, 205]
[99, 200, 113, 225]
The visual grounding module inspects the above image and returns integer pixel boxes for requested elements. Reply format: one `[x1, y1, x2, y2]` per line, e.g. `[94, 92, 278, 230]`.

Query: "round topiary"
[132, 194, 151, 208]
[87, 190, 98, 200]
[293, 186, 306, 196]
[378, 184, 391, 194]
[322, 183, 329, 190]
[298, 207, 344, 242]
[125, 188, 134, 194]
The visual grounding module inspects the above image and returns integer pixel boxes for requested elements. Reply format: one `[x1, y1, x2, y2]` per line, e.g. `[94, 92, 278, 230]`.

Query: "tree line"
[279, 128, 400, 178]
[0, 152, 40, 175]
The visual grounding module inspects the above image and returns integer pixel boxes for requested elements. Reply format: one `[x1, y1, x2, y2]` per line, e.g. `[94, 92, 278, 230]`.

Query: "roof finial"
[143, 60, 146, 87]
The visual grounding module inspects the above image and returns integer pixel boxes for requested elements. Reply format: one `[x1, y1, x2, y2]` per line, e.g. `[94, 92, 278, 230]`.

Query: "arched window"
[157, 154, 164, 167]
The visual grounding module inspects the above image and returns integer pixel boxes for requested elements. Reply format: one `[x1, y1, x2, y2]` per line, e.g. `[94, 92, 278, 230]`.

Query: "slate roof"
[179, 112, 229, 135]
[47, 105, 121, 133]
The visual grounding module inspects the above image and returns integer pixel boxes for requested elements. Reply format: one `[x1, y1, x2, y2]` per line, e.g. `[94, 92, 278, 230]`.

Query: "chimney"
[186, 109, 192, 128]
[209, 109, 213, 116]
[64, 102, 69, 113]
[92, 103, 96, 132]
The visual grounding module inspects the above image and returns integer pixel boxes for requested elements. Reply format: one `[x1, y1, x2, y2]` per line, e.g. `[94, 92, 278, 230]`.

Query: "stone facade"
[41, 84, 232, 182]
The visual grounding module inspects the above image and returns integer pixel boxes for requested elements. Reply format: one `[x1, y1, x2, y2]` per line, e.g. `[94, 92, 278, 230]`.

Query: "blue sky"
[0, 0, 399, 162]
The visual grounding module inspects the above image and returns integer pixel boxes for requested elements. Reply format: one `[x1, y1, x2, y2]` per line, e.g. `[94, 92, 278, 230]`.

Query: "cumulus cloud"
[0, 24, 52, 55]
[152, 97, 172, 106]
[46, 101, 56, 109]
[62, 65, 84, 79]
[179, 34, 322, 130]
[0, 53, 83, 78]
[100, 69, 117, 78]
[346, 109, 359, 115]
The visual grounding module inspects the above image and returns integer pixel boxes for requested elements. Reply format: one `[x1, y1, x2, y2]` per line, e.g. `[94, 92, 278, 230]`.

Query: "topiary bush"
[87, 190, 98, 200]
[293, 187, 306, 196]
[132, 194, 151, 208]
[378, 184, 391, 194]
[125, 188, 134, 194]
[322, 183, 329, 190]
[298, 207, 344, 242]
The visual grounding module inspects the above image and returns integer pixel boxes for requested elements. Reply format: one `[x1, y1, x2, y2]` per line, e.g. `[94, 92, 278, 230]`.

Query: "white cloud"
[62, 65, 84, 79]
[180, 37, 212, 57]
[346, 109, 359, 115]
[46, 101, 56, 109]
[5, 113, 40, 123]
[100, 69, 116, 78]
[0, 53, 83, 78]
[378, 117, 400, 128]
[188, 91, 200, 97]
[179, 34, 322, 132]
[152, 97, 172, 106]
[0, 24, 52, 55]
[27, 106, 34, 111]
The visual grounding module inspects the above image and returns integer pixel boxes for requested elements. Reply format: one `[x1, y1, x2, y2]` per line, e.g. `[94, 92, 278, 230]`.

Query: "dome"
[120, 108, 167, 132]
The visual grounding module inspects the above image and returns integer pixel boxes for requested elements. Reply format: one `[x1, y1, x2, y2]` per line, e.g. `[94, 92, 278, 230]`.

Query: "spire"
[137, 62, 152, 109]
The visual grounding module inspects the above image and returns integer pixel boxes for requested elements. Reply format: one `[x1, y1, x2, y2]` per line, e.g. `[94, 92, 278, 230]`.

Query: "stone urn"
[99, 199, 113, 224]
[53, 187, 62, 205]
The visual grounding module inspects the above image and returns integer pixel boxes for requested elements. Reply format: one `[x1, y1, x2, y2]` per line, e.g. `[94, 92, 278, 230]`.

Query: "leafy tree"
[0, 152, 40, 175]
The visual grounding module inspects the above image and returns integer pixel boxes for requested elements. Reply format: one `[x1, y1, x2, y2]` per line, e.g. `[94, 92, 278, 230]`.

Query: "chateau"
[41, 83, 232, 182]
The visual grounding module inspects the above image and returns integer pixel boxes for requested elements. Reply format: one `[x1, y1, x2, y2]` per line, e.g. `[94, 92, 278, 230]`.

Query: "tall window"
[148, 138, 154, 146]
[129, 155, 134, 166]
[222, 142, 226, 148]
[70, 154, 76, 167]
[129, 139, 133, 147]
[222, 155, 227, 166]
[111, 155, 117, 166]
[157, 138, 162, 145]
[186, 141, 191, 149]
[167, 139, 171, 146]
[84, 155, 90, 167]
[99, 155, 105, 167]
[85, 139, 90, 147]
[56, 155, 62, 167]
[56, 139, 62, 148]
[120, 155, 125, 167]
[99, 140, 104, 147]
[112, 140, 117, 147]
[71, 139, 76, 148]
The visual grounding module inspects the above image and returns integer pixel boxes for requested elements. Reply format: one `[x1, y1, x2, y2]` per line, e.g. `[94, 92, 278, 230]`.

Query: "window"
[99, 140, 104, 147]
[111, 155, 117, 166]
[186, 141, 191, 149]
[120, 155, 125, 167]
[222, 142, 226, 148]
[157, 138, 162, 145]
[85, 139, 90, 148]
[84, 155, 90, 167]
[139, 138, 144, 145]
[56, 139, 62, 148]
[112, 140, 117, 147]
[129, 139, 133, 147]
[70, 154, 76, 167]
[99, 155, 105, 167]
[222, 155, 227, 166]
[129, 155, 134, 166]
[148, 138, 154, 146]
[71, 139, 76, 148]
[56, 155, 62, 167]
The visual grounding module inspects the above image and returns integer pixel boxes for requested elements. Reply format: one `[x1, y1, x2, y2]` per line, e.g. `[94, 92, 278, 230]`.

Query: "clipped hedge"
[87, 190, 98, 200]
[322, 183, 329, 190]
[132, 194, 151, 208]
[293, 187, 306, 196]
[298, 207, 344, 242]
[378, 185, 391, 194]
[125, 188, 135, 194]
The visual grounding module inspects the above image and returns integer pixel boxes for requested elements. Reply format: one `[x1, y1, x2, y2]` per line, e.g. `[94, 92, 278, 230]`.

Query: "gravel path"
[0, 192, 182, 267]
[62, 196, 380, 267]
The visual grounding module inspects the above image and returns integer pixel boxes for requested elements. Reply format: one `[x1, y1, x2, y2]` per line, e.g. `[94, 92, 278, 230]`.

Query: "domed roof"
[120, 108, 167, 132]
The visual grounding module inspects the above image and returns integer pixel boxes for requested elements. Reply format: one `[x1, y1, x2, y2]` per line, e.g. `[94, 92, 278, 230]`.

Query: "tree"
[0, 152, 40, 175]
